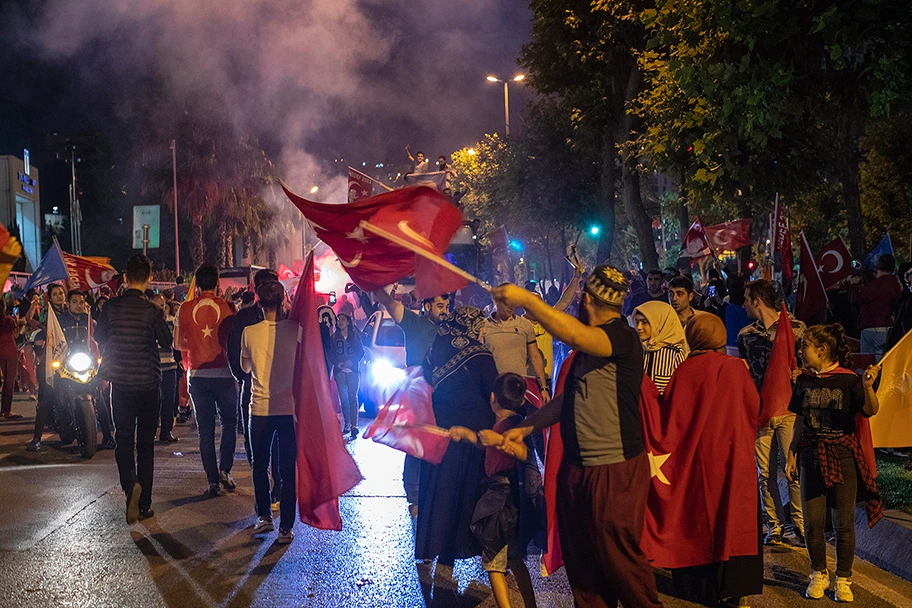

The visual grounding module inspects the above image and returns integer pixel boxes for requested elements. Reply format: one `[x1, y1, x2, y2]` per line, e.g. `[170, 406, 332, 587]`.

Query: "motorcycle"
[51, 344, 102, 459]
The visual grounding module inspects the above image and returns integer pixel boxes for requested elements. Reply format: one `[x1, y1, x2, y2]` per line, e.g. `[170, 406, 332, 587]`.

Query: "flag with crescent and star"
[759, 304, 798, 427]
[289, 253, 362, 530]
[175, 288, 235, 371]
[640, 352, 761, 569]
[796, 232, 828, 322]
[347, 167, 374, 203]
[705, 218, 752, 252]
[814, 237, 853, 290]
[282, 183, 467, 298]
[61, 252, 116, 292]
[681, 218, 714, 260]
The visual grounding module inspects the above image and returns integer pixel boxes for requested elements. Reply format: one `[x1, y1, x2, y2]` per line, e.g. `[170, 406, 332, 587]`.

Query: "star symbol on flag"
[201, 326, 214, 338]
[648, 451, 671, 485]
[345, 226, 370, 244]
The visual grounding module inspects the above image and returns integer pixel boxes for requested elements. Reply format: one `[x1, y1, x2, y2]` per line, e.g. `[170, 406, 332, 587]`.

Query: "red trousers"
[0, 353, 18, 415]
[557, 451, 664, 608]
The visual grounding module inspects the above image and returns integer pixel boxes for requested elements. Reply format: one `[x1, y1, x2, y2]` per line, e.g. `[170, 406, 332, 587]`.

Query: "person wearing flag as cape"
[785, 324, 882, 602]
[497, 266, 663, 608]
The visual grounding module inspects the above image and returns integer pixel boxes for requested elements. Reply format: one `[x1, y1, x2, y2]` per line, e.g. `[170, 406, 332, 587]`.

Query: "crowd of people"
[2, 247, 907, 608]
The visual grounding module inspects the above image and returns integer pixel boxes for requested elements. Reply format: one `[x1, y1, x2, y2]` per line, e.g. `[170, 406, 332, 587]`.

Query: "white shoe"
[834, 577, 854, 602]
[805, 570, 829, 599]
[252, 517, 274, 534]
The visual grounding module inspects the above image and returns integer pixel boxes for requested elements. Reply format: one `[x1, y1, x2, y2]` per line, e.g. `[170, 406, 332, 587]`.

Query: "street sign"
[133, 205, 160, 249]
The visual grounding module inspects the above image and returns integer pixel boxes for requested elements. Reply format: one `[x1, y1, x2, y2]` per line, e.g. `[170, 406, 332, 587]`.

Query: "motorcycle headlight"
[66, 352, 93, 373]
[370, 358, 406, 388]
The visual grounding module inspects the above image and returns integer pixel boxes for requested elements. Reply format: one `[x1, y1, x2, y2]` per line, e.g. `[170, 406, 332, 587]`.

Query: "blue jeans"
[189, 376, 238, 485]
[250, 415, 297, 529]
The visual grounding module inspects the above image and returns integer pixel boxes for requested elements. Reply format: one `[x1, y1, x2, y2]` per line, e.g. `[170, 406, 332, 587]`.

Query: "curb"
[854, 507, 912, 582]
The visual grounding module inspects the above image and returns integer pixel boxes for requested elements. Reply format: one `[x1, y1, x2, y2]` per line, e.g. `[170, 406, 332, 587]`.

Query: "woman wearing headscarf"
[640, 314, 762, 608]
[633, 301, 687, 394]
[416, 306, 497, 566]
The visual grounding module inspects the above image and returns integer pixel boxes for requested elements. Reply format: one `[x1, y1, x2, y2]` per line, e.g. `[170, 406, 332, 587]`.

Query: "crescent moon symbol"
[192, 298, 222, 326]
[340, 252, 362, 268]
[398, 221, 435, 249]
[798, 275, 808, 302]
[85, 269, 105, 290]
[821, 250, 843, 274]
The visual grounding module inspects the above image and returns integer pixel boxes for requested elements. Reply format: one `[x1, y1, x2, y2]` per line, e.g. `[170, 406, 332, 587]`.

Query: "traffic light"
[589, 225, 601, 236]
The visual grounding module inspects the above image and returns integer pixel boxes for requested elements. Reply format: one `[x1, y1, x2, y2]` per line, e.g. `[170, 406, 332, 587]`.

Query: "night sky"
[0, 0, 535, 223]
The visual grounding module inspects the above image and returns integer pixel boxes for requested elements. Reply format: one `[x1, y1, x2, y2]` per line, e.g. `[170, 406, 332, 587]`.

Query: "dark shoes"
[126, 483, 141, 524]
[349, 426, 359, 440]
[0, 412, 23, 420]
[207, 483, 222, 498]
[219, 471, 237, 492]
[159, 433, 179, 443]
[26, 439, 40, 452]
[764, 526, 783, 546]
[138, 509, 155, 521]
[99, 438, 116, 450]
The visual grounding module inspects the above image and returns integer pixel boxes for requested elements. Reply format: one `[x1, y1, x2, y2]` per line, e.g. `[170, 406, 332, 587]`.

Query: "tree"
[520, 0, 660, 270]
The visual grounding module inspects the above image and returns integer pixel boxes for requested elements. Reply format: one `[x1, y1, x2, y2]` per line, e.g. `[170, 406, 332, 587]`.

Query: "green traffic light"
[589, 226, 600, 236]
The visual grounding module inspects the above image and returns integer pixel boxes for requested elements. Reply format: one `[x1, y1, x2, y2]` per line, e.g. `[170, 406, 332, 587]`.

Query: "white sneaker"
[805, 570, 829, 599]
[252, 517, 274, 534]
[834, 577, 854, 602]
[277, 527, 294, 544]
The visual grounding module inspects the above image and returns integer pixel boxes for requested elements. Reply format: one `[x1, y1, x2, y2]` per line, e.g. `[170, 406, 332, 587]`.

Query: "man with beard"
[496, 266, 663, 608]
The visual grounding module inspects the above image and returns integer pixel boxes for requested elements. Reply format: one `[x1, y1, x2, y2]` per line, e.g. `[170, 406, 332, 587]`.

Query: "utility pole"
[171, 139, 180, 276]
[142, 224, 150, 256]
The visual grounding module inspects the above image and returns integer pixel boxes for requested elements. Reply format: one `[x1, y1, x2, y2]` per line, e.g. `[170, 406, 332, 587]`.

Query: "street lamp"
[485, 74, 525, 137]
[310, 186, 319, 194]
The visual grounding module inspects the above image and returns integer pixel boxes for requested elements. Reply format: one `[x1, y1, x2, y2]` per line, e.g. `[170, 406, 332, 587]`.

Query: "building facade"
[0, 153, 41, 271]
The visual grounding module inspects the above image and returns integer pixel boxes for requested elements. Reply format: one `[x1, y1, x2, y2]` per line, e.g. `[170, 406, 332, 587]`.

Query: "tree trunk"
[838, 113, 867, 258]
[678, 168, 689, 247]
[596, 130, 617, 264]
[192, 216, 204, 270]
[621, 159, 660, 270]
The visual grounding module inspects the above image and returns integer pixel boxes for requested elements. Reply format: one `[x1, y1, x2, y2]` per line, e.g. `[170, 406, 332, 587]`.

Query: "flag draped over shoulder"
[363, 366, 450, 464]
[640, 352, 761, 568]
[869, 331, 912, 448]
[759, 305, 797, 427]
[283, 184, 467, 298]
[796, 232, 827, 322]
[290, 254, 362, 530]
[0, 222, 22, 289]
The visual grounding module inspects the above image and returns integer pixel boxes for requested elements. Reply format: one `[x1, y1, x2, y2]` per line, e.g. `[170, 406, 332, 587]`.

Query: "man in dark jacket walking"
[95, 255, 172, 524]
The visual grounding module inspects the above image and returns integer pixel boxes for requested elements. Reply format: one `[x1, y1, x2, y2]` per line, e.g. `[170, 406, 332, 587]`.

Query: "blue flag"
[864, 233, 894, 270]
[16, 242, 69, 296]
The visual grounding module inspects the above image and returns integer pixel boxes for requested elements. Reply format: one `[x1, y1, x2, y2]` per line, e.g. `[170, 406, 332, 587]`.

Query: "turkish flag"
[705, 219, 752, 252]
[363, 366, 450, 464]
[759, 304, 797, 426]
[347, 167, 374, 203]
[541, 352, 575, 576]
[815, 237, 853, 290]
[283, 183, 467, 297]
[641, 352, 761, 569]
[62, 252, 117, 292]
[277, 263, 296, 280]
[681, 218, 714, 259]
[290, 254, 362, 530]
[773, 197, 794, 283]
[796, 232, 828, 322]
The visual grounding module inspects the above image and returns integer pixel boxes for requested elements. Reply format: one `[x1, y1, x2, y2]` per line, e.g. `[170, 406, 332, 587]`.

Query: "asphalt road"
[1, 394, 911, 608]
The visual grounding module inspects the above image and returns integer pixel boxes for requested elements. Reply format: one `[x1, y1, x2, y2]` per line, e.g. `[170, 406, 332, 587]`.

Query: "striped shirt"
[643, 344, 686, 394]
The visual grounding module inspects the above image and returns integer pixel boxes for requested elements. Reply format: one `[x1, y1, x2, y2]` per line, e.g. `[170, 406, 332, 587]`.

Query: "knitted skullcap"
[583, 265, 629, 307]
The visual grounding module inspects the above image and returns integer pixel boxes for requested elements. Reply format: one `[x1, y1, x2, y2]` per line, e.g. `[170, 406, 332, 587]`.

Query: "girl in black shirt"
[786, 324, 881, 603]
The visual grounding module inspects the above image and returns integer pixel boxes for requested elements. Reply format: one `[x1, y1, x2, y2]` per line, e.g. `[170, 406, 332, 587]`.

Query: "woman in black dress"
[416, 306, 497, 565]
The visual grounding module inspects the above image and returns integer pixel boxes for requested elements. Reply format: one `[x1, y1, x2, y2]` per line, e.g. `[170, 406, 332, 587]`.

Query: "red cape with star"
[640, 351, 761, 568]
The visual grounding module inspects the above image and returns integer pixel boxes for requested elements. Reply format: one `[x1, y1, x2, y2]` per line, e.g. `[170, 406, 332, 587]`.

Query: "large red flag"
[283, 184, 466, 298]
[541, 352, 575, 576]
[773, 196, 794, 283]
[681, 218, 714, 259]
[705, 219, 752, 252]
[758, 304, 797, 427]
[290, 254, 362, 530]
[641, 352, 761, 568]
[796, 232, 828, 322]
[815, 237, 853, 290]
[363, 366, 450, 464]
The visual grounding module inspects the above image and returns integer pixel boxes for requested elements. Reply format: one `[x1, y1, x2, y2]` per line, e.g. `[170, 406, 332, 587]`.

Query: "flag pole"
[349, 166, 393, 192]
[359, 220, 490, 291]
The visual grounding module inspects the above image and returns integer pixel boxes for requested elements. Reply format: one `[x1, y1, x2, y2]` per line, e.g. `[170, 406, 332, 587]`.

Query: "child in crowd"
[786, 324, 882, 603]
[450, 372, 545, 608]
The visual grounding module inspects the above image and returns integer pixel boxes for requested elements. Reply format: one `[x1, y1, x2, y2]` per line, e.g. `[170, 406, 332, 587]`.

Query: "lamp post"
[170, 139, 180, 275]
[485, 74, 525, 137]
